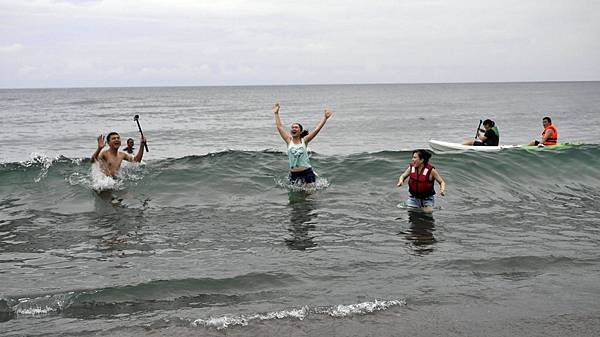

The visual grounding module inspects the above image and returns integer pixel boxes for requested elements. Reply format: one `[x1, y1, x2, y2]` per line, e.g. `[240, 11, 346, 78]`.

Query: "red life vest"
[542, 124, 558, 145]
[408, 163, 435, 199]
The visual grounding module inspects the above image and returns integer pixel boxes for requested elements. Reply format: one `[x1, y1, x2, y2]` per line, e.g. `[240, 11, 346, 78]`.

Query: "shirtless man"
[91, 132, 146, 177]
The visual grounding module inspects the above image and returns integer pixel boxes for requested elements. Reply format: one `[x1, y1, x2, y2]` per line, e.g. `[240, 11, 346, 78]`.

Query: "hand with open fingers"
[97, 134, 105, 149]
[273, 103, 280, 114]
[324, 109, 333, 119]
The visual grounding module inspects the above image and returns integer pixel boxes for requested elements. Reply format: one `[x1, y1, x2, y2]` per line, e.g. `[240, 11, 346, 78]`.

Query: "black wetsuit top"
[482, 129, 499, 146]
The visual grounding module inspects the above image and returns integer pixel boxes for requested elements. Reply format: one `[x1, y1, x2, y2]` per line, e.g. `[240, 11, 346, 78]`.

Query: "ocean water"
[1, 82, 600, 336]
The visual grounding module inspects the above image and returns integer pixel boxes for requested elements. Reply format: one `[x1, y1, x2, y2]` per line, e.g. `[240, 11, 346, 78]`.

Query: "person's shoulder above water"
[122, 138, 135, 153]
[122, 146, 135, 154]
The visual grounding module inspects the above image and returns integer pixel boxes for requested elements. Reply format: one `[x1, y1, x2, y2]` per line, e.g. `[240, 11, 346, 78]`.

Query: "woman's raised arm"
[304, 109, 333, 144]
[273, 103, 291, 144]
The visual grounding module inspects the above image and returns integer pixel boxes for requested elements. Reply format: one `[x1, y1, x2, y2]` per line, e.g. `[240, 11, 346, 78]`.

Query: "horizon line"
[1, 79, 599, 90]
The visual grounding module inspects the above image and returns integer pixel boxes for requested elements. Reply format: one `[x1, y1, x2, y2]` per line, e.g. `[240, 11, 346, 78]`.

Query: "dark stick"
[134, 115, 149, 152]
[475, 119, 482, 140]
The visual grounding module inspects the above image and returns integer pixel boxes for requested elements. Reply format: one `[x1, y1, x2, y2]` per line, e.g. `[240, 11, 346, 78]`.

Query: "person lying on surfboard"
[397, 149, 446, 213]
[463, 119, 499, 146]
[272, 102, 333, 186]
[91, 132, 146, 178]
[527, 116, 558, 146]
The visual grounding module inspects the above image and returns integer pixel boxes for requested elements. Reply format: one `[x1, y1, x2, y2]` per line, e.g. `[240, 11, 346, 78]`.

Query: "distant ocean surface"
[1, 82, 600, 336]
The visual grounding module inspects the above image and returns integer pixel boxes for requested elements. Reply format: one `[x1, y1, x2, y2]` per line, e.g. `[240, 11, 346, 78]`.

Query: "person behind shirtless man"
[91, 132, 147, 178]
[122, 138, 135, 154]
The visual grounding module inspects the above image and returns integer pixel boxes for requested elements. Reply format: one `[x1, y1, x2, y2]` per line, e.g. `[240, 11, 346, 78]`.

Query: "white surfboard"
[428, 139, 518, 152]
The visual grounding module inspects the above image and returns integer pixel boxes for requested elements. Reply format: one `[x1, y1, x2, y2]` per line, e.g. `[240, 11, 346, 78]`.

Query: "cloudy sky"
[1, 0, 599, 88]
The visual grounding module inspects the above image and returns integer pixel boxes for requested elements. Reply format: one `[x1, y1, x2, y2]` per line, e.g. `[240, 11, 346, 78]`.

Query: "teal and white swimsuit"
[287, 139, 311, 169]
[287, 138, 316, 183]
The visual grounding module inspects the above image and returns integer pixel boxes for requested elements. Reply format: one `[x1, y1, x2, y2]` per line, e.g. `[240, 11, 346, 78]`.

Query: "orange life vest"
[542, 124, 558, 145]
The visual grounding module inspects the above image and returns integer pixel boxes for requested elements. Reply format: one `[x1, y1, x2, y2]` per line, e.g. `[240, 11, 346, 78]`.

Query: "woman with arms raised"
[273, 102, 333, 186]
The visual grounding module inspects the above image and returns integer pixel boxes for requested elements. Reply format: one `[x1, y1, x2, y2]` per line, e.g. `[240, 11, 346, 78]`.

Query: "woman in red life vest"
[397, 149, 446, 213]
[528, 116, 558, 146]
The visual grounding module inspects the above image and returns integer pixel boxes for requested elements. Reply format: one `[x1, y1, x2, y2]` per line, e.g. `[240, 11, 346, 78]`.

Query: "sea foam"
[192, 299, 405, 330]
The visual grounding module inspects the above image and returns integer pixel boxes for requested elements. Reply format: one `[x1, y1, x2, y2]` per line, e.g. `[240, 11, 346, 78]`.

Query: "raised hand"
[97, 134, 105, 149]
[273, 102, 280, 114]
[324, 109, 333, 119]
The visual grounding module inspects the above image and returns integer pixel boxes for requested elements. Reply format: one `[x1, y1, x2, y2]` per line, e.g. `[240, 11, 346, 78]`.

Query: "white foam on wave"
[193, 316, 248, 330]
[20, 152, 84, 183]
[276, 175, 330, 192]
[192, 299, 405, 330]
[317, 299, 406, 317]
[193, 306, 309, 330]
[118, 161, 145, 182]
[90, 164, 121, 191]
[69, 162, 145, 192]
[21, 152, 59, 183]
[16, 305, 59, 316]
[13, 294, 68, 317]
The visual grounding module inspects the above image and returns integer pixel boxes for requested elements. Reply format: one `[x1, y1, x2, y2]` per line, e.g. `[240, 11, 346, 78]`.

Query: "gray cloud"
[1, 0, 599, 88]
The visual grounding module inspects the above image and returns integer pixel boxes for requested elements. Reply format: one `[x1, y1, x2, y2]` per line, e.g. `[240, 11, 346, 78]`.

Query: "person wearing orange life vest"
[397, 149, 446, 213]
[528, 116, 558, 146]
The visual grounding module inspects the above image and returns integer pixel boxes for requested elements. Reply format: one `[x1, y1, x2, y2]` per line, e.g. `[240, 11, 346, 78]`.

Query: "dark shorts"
[289, 168, 316, 184]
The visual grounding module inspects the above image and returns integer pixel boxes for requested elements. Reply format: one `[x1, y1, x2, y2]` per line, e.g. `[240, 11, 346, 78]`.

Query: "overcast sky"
[1, 0, 599, 88]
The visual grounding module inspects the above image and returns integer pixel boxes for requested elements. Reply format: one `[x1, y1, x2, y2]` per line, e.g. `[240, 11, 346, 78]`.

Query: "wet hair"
[483, 119, 495, 127]
[106, 132, 120, 143]
[127, 138, 134, 142]
[543, 116, 552, 124]
[293, 123, 309, 138]
[412, 149, 432, 164]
